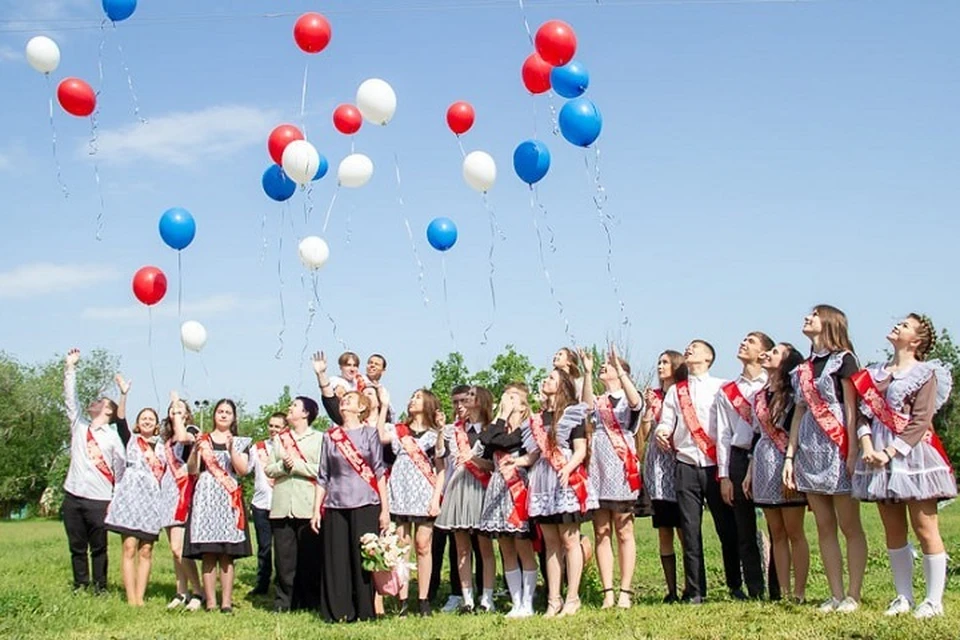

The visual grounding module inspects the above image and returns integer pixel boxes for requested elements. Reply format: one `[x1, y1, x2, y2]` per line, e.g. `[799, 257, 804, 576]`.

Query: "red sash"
[753, 390, 788, 455]
[597, 397, 641, 491]
[197, 435, 245, 530]
[454, 422, 491, 488]
[85, 427, 115, 485]
[650, 389, 665, 423]
[328, 426, 380, 495]
[721, 381, 754, 426]
[355, 376, 367, 392]
[496, 451, 529, 527]
[529, 413, 588, 513]
[851, 369, 952, 468]
[395, 424, 437, 487]
[136, 436, 165, 485]
[254, 441, 275, 487]
[166, 440, 194, 523]
[797, 360, 848, 460]
[277, 429, 317, 486]
[676, 381, 717, 464]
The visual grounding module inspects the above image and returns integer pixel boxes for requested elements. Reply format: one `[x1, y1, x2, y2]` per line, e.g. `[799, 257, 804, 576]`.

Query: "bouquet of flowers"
[359, 523, 412, 596]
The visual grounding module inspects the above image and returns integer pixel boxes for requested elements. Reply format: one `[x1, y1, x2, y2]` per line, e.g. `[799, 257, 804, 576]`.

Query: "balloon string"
[299, 271, 319, 393]
[456, 137, 466, 160]
[45, 76, 69, 199]
[315, 278, 347, 352]
[147, 306, 160, 409]
[321, 186, 340, 234]
[300, 62, 309, 137]
[394, 154, 430, 307]
[345, 205, 354, 246]
[440, 255, 457, 348]
[89, 115, 105, 241]
[258, 209, 269, 266]
[479, 194, 500, 347]
[536, 190, 558, 254]
[275, 206, 286, 359]
[305, 183, 314, 227]
[531, 186, 575, 345]
[351, 137, 356, 155]
[113, 23, 145, 124]
[97, 19, 107, 95]
[198, 352, 212, 394]
[517, 0, 534, 45]
[547, 91, 560, 137]
[178, 250, 186, 388]
[584, 147, 629, 327]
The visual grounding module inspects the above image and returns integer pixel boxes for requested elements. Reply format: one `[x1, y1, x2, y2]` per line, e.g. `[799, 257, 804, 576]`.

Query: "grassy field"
[1, 506, 958, 639]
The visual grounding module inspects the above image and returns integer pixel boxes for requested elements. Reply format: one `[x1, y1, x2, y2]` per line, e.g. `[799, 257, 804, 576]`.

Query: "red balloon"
[521, 53, 552, 95]
[57, 78, 96, 117]
[332, 104, 362, 135]
[535, 20, 577, 67]
[267, 124, 304, 165]
[132, 266, 167, 307]
[446, 101, 475, 135]
[294, 12, 332, 54]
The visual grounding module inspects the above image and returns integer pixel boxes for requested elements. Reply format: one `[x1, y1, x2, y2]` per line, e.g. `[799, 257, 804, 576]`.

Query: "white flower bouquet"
[359, 523, 412, 596]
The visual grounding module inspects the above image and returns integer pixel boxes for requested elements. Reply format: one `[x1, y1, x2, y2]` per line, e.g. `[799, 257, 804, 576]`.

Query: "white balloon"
[356, 78, 397, 126]
[25, 36, 60, 74]
[337, 153, 374, 188]
[180, 321, 208, 353]
[298, 236, 330, 270]
[281, 140, 320, 186]
[462, 151, 497, 193]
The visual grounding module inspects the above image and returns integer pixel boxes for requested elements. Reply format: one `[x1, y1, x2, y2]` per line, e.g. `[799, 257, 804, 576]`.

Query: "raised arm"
[376, 387, 393, 445]
[64, 348, 81, 429]
[313, 351, 335, 399]
[611, 345, 642, 409]
[169, 391, 190, 444]
[579, 348, 596, 407]
[114, 374, 132, 446]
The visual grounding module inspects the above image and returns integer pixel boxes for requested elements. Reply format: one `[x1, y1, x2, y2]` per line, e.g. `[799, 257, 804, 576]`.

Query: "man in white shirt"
[327, 351, 370, 396]
[61, 348, 126, 593]
[716, 332, 773, 599]
[249, 412, 286, 596]
[655, 340, 742, 603]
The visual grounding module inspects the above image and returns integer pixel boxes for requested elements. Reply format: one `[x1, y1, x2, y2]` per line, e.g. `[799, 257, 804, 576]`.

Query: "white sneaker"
[441, 595, 463, 613]
[817, 597, 841, 613]
[479, 597, 496, 613]
[913, 600, 944, 620]
[185, 595, 204, 612]
[884, 595, 913, 617]
[166, 594, 187, 610]
[504, 604, 524, 619]
[835, 597, 860, 613]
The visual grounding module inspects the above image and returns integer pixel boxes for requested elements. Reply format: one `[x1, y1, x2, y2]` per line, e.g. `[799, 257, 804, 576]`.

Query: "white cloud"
[0, 263, 120, 298]
[0, 45, 20, 62]
[90, 105, 281, 166]
[0, 0, 92, 36]
[81, 294, 271, 321]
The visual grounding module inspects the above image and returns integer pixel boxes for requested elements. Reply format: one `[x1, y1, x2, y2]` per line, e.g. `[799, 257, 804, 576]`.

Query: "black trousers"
[675, 462, 741, 600]
[251, 506, 274, 591]
[320, 505, 378, 622]
[429, 530, 483, 599]
[271, 517, 321, 611]
[729, 448, 765, 597]
[62, 492, 110, 590]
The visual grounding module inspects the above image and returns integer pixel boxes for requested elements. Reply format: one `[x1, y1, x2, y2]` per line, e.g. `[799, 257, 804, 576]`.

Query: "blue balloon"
[102, 0, 137, 22]
[158, 207, 196, 251]
[559, 98, 603, 147]
[262, 165, 297, 202]
[426, 217, 458, 252]
[513, 140, 551, 185]
[550, 61, 589, 99]
[312, 154, 329, 181]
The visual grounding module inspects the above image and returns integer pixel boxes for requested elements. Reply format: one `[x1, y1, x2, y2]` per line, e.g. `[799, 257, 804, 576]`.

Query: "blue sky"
[1, 0, 957, 415]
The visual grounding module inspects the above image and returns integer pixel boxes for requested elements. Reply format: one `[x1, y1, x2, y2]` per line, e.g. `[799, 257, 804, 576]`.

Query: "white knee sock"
[505, 569, 522, 607]
[887, 545, 914, 601]
[521, 570, 538, 609]
[922, 553, 947, 607]
[481, 588, 494, 608]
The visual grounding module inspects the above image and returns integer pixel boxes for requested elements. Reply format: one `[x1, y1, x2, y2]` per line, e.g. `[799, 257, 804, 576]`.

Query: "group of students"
[60, 304, 956, 623]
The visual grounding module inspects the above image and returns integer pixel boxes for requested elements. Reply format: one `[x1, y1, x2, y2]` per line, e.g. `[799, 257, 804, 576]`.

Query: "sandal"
[601, 588, 616, 609]
[618, 589, 634, 609]
[558, 597, 581, 618]
[543, 597, 563, 618]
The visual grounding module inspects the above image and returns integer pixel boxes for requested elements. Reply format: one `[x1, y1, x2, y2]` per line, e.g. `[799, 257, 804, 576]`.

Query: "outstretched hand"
[312, 351, 327, 375]
[116, 374, 131, 395]
[578, 348, 594, 374]
[65, 348, 80, 367]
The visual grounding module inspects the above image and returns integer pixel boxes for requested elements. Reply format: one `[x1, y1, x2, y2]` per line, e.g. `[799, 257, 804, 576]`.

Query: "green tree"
[929, 329, 960, 474]
[429, 352, 471, 418]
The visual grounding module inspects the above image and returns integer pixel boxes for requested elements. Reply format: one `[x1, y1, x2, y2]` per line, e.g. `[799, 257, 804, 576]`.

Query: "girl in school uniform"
[104, 404, 164, 606]
[183, 399, 252, 613]
[478, 383, 540, 618]
[783, 305, 868, 614]
[381, 389, 446, 616]
[527, 368, 597, 618]
[744, 343, 810, 604]
[851, 314, 956, 619]
[582, 347, 643, 609]
[641, 350, 687, 602]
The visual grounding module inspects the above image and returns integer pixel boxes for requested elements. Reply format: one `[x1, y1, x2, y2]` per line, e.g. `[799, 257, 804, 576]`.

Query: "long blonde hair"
[813, 304, 855, 355]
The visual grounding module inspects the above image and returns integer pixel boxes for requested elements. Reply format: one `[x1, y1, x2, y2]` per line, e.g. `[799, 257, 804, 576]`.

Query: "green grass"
[1, 505, 958, 639]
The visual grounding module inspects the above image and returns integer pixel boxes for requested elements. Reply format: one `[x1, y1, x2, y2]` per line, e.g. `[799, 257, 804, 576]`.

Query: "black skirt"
[598, 500, 638, 514]
[532, 511, 593, 525]
[650, 500, 681, 529]
[320, 505, 379, 623]
[392, 514, 435, 525]
[105, 523, 160, 543]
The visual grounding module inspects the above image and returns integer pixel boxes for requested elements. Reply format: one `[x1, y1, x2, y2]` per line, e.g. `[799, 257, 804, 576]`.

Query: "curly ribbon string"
[531, 186, 575, 345]
[89, 115, 106, 241]
[517, 0, 534, 45]
[394, 154, 430, 307]
[44, 74, 68, 199]
[479, 193, 502, 347]
[113, 23, 145, 124]
[584, 145, 629, 327]
[299, 271, 320, 393]
[321, 186, 340, 234]
[315, 278, 347, 352]
[547, 91, 560, 137]
[300, 62, 309, 137]
[97, 19, 107, 94]
[258, 209, 269, 266]
[345, 205, 354, 246]
[304, 183, 314, 227]
[440, 255, 457, 348]
[147, 306, 160, 408]
[275, 206, 287, 359]
[456, 137, 467, 160]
